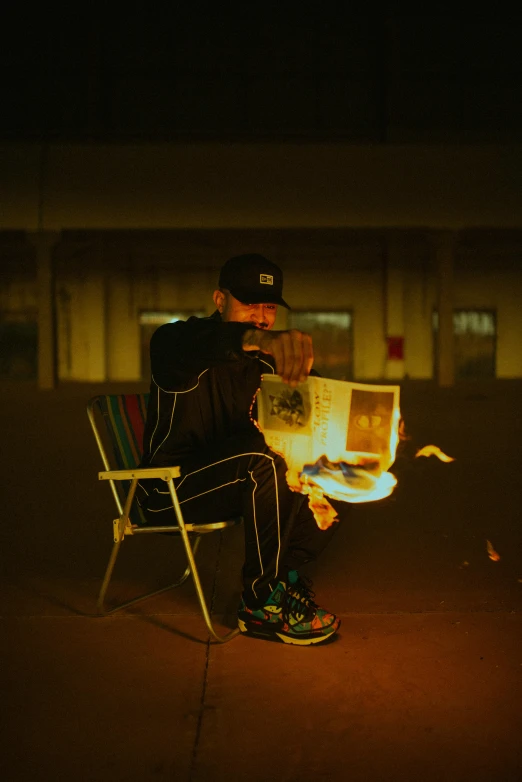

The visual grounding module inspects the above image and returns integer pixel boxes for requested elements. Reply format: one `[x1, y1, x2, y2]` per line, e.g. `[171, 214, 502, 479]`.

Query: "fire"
[486, 540, 501, 562]
[286, 431, 455, 525]
[306, 487, 340, 530]
[286, 468, 303, 492]
[285, 469, 340, 529]
[398, 418, 409, 440]
[289, 405, 404, 510]
[298, 466, 398, 505]
[292, 467, 398, 528]
[416, 445, 455, 462]
[285, 417, 456, 519]
[387, 406, 402, 470]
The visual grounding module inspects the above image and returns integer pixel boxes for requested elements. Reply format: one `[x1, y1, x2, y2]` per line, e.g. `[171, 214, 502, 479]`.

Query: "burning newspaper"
[257, 375, 401, 506]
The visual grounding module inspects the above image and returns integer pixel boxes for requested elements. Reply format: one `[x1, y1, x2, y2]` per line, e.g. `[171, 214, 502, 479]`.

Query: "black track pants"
[140, 430, 347, 606]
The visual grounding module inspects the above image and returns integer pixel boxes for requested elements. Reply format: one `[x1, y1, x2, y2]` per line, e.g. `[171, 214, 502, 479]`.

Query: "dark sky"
[2, 9, 522, 142]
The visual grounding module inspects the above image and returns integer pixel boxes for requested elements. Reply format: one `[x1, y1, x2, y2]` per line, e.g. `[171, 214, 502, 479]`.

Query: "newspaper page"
[256, 375, 400, 503]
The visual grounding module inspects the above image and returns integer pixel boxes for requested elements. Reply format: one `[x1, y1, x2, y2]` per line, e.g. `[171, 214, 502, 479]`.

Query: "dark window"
[0, 312, 38, 380]
[433, 309, 496, 379]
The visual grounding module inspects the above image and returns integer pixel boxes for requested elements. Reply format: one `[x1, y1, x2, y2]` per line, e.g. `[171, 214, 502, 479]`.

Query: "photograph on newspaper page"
[344, 384, 399, 472]
[256, 377, 314, 470]
[257, 379, 313, 435]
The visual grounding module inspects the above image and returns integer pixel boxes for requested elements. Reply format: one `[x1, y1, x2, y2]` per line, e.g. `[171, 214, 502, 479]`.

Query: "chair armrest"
[98, 466, 181, 482]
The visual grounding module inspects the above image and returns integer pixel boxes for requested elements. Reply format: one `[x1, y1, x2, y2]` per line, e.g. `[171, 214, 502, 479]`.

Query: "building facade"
[1, 143, 522, 387]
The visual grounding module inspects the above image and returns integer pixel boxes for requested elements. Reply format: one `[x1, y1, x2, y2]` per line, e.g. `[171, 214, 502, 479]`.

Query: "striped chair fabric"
[97, 393, 150, 525]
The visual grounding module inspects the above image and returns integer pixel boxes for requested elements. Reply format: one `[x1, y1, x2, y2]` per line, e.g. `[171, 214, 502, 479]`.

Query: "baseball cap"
[218, 254, 290, 309]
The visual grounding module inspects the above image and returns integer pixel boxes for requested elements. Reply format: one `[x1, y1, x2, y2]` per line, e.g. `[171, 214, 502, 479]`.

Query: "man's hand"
[242, 328, 313, 386]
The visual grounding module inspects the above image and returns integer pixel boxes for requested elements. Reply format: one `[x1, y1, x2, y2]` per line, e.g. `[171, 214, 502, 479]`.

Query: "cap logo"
[260, 274, 274, 285]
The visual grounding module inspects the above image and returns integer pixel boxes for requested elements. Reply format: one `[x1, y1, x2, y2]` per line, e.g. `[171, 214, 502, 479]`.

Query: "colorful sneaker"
[287, 569, 318, 607]
[237, 574, 340, 645]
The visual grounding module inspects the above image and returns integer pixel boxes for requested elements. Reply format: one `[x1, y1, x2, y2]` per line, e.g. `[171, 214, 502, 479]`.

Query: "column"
[435, 231, 456, 387]
[384, 237, 405, 380]
[29, 231, 60, 390]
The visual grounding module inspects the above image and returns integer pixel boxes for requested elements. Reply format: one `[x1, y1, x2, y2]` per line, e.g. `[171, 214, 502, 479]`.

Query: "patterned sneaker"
[237, 574, 340, 645]
[287, 570, 318, 607]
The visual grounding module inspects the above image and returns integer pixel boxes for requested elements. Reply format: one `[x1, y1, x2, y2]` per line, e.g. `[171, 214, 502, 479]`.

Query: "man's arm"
[242, 328, 314, 386]
[150, 318, 252, 389]
[151, 318, 314, 390]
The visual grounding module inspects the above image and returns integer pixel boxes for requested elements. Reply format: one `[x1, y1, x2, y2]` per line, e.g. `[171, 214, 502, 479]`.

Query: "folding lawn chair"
[87, 393, 241, 643]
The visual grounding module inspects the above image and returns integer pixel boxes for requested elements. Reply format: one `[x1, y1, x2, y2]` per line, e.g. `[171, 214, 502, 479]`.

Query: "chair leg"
[178, 522, 240, 644]
[164, 479, 240, 644]
[97, 535, 203, 616]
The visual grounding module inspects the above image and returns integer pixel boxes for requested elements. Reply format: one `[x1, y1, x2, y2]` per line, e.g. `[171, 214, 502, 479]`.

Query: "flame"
[283, 403, 403, 510]
[306, 487, 340, 530]
[398, 418, 410, 440]
[270, 389, 454, 527]
[286, 468, 303, 493]
[291, 466, 398, 505]
[386, 406, 402, 471]
[486, 540, 501, 562]
[285, 472, 340, 529]
[415, 445, 454, 462]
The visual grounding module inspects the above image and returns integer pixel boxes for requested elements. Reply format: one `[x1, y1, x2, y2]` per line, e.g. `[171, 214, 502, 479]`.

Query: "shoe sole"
[238, 617, 340, 645]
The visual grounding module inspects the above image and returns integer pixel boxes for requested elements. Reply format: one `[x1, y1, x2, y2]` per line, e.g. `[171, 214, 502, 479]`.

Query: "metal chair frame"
[87, 395, 241, 643]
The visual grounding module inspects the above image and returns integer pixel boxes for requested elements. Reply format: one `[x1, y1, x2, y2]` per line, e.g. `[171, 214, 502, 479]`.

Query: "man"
[137, 254, 346, 645]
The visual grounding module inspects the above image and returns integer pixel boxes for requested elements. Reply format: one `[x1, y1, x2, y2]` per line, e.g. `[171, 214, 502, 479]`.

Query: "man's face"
[213, 289, 277, 330]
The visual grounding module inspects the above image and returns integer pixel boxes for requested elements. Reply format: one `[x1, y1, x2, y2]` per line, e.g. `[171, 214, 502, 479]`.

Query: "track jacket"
[136, 311, 276, 513]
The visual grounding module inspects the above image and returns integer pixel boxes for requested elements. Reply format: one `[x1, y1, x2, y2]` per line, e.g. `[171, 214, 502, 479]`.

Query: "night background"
[3, 9, 522, 143]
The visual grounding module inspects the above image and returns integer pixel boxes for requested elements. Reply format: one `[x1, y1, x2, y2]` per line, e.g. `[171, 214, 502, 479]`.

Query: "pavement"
[2, 379, 522, 782]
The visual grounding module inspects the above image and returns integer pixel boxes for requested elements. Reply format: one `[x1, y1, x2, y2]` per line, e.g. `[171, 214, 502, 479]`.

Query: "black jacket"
[140, 311, 276, 469]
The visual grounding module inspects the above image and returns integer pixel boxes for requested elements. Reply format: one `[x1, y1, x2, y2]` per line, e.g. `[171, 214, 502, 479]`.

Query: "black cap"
[218, 254, 290, 309]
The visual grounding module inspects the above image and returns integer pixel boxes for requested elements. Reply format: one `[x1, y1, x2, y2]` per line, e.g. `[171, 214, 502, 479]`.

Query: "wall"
[2, 143, 522, 232]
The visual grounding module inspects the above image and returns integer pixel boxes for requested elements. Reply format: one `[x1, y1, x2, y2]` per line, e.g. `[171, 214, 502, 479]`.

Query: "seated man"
[137, 254, 348, 645]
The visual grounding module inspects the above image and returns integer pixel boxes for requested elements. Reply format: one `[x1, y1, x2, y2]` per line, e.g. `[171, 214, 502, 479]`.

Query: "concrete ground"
[2, 379, 522, 782]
